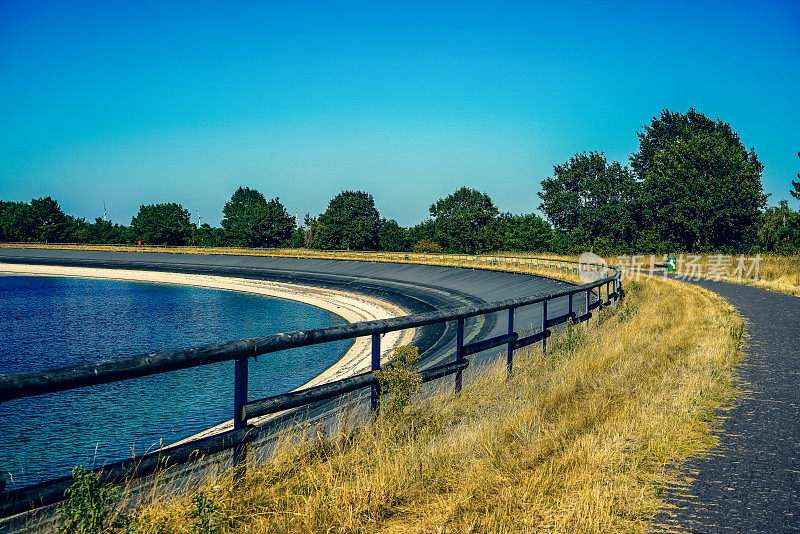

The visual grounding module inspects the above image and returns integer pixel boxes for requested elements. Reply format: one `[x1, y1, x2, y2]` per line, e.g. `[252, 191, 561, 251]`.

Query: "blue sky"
[2, 0, 799, 227]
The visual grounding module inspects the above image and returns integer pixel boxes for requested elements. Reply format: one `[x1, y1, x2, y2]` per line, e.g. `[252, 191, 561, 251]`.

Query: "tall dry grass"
[114, 277, 742, 533]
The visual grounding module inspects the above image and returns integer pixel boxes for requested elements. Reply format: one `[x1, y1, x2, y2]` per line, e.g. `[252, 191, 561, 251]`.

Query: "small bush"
[58, 466, 119, 534]
[550, 319, 586, 357]
[412, 239, 443, 254]
[189, 490, 224, 534]
[374, 346, 422, 420]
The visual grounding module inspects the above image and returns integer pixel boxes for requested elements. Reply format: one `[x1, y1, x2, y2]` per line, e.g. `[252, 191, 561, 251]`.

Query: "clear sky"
[2, 0, 799, 227]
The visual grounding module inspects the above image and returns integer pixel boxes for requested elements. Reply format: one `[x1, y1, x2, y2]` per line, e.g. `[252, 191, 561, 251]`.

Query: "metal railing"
[0, 246, 620, 518]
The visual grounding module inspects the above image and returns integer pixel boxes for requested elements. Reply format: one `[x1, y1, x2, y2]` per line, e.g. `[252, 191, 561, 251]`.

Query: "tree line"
[2, 109, 798, 255]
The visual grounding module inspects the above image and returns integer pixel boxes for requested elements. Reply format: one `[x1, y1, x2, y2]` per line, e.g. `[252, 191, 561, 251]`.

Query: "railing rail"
[0, 244, 621, 518]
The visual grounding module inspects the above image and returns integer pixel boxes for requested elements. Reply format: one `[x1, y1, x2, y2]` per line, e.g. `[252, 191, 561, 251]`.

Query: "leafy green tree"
[301, 214, 322, 248]
[758, 200, 798, 252]
[29, 197, 71, 242]
[131, 203, 192, 245]
[0, 197, 78, 243]
[221, 187, 293, 248]
[0, 200, 35, 241]
[791, 151, 800, 203]
[289, 226, 305, 248]
[538, 152, 639, 252]
[378, 218, 410, 251]
[86, 218, 131, 244]
[193, 223, 226, 247]
[429, 187, 499, 254]
[316, 191, 381, 250]
[631, 108, 766, 251]
[407, 219, 436, 246]
[497, 213, 553, 252]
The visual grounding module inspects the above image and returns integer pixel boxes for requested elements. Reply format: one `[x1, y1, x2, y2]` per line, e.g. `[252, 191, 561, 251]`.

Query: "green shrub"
[58, 466, 119, 534]
[550, 319, 587, 358]
[190, 490, 224, 534]
[412, 239, 443, 254]
[374, 346, 422, 420]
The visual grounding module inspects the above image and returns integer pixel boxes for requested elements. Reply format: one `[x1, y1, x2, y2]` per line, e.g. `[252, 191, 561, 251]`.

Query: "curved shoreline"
[0, 262, 414, 399]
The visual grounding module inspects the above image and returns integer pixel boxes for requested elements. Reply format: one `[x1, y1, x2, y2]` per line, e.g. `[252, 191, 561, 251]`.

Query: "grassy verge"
[83, 277, 742, 533]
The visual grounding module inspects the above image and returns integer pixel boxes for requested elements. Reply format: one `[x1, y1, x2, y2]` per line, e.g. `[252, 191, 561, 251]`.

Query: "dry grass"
[113, 277, 742, 533]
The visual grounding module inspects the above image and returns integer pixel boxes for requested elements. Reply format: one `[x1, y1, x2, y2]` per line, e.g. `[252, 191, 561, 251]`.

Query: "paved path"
[653, 280, 800, 533]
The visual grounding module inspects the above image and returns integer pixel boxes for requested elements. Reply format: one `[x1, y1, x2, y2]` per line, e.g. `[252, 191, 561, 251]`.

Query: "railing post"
[234, 358, 248, 429]
[541, 299, 548, 354]
[370, 334, 381, 414]
[568, 292, 573, 319]
[455, 317, 465, 393]
[597, 287, 602, 325]
[586, 289, 591, 325]
[507, 307, 515, 377]
[233, 357, 248, 471]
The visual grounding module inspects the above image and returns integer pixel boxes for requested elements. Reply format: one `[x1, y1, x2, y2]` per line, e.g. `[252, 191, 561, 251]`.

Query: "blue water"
[0, 276, 351, 490]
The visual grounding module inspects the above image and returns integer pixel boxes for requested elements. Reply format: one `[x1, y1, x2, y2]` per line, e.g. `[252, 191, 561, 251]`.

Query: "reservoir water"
[0, 275, 351, 490]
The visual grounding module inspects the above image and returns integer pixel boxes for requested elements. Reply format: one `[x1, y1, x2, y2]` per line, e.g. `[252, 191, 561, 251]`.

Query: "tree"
[316, 191, 381, 250]
[791, 152, 800, 203]
[407, 219, 436, 246]
[131, 203, 192, 245]
[221, 187, 293, 248]
[429, 187, 499, 254]
[497, 213, 553, 252]
[29, 197, 71, 242]
[758, 200, 799, 253]
[86, 218, 131, 244]
[301, 214, 322, 249]
[194, 223, 226, 247]
[0, 200, 35, 242]
[538, 152, 639, 251]
[378, 218, 410, 251]
[0, 197, 77, 243]
[631, 108, 766, 251]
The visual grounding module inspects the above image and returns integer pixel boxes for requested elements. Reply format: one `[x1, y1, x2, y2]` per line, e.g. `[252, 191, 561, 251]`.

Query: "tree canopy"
[497, 213, 553, 252]
[791, 152, 800, 203]
[538, 151, 639, 251]
[429, 187, 498, 254]
[316, 191, 381, 250]
[631, 108, 766, 251]
[221, 187, 293, 248]
[131, 203, 192, 245]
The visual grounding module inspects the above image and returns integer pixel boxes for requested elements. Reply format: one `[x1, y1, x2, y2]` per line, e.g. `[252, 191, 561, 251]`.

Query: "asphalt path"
[652, 279, 800, 533]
